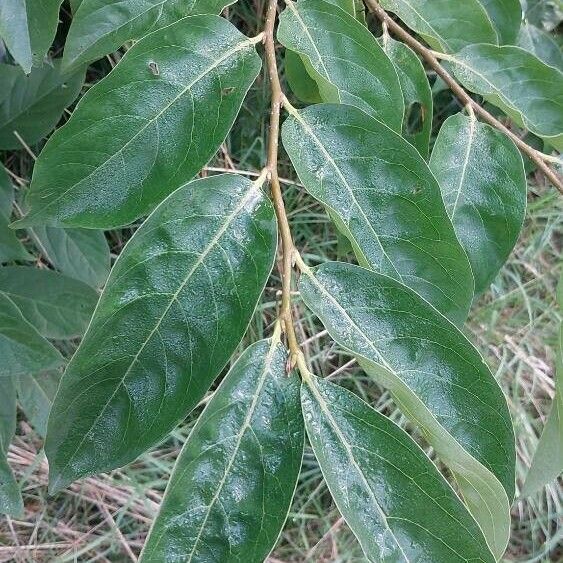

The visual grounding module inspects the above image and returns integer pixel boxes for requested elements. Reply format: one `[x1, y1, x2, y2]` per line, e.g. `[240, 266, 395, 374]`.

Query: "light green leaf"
[282, 103, 474, 325]
[0, 378, 23, 516]
[380, 35, 433, 158]
[517, 23, 563, 70]
[302, 375, 495, 562]
[63, 0, 237, 70]
[479, 0, 522, 44]
[298, 261, 515, 558]
[30, 226, 110, 288]
[0, 267, 98, 340]
[0, 293, 64, 378]
[523, 0, 563, 31]
[278, 0, 403, 130]
[521, 274, 563, 496]
[16, 16, 262, 229]
[45, 174, 277, 493]
[0, 0, 63, 73]
[378, 0, 497, 52]
[141, 337, 304, 562]
[429, 112, 526, 294]
[0, 61, 85, 149]
[447, 44, 563, 151]
[0, 167, 31, 263]
[17, 371, 61, 438]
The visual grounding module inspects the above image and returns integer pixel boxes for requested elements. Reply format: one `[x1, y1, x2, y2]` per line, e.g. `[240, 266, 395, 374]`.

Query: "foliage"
[0, 0, 562, 561]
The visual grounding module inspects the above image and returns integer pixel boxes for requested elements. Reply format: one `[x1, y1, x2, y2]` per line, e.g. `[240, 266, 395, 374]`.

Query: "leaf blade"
[429, 112, 527, 294]
[45, 174, 277, 492]
[302, 375, 495, 562]
[298, 261, 515, 558]
[18, 16, 262, 229]
[141, 337, 304, 562]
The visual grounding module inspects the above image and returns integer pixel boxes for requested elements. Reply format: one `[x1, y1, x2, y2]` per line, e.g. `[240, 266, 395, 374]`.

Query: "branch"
[365, 0, 563, 195]
[263, 0, 302, 365]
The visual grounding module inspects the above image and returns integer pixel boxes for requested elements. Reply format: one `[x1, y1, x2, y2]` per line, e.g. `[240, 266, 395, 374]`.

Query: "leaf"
[377, 0, 497, 53]
[447, 44, 563, 151]
[301, 375, 495, 562]
[278, 0, 403, 130]
[517, 23, 563, 70]
[282, 103, 474, 325]
[45, 174, 277, 493]
[141, 336, 304, 562]
[63, 0, 237, 70]
[521, 274, 563, 496]
[479, 0, 522, 44]
[0, 266, 98, 340]
[16, 371, 61, 438]
[380, 35, 433, 158]
[298, 261, 515, 558]
[0, 377, 23, 516]
[429, 112, 527, 294]
[523, 0, 563, 31]
[0, 0, 63, 73]
[30, 226, 110, 288]
[0, 61, 85, 150]
[16, 16, 262, 229]
[284, 50, 322, 104]
[0, 167, 31, 263]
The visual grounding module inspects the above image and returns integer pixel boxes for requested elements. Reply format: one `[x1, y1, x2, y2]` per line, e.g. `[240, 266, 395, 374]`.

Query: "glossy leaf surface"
[0, 267, 98, 340]
[278, 0, 403, 130]
[18, 16, 262, 229]
[0, 61, 85, 149]
[0, 167, 31, 263]
[63, 0, 236, 70]
[517, 23, 563, 70]
[380, 35, 433, 158]
[429, 112, 526, 294]
[479, 0, 522, 44]
[141, 337, 304, 562]
[0, 293, 63, 378]
[17, 371, 61, 438]
[30, 226, 110, 288]
[0, 377, 22, 516]
[45, 174, 277, 493]
[302, 375, 495, 562]
[448, 44, 563, 150]
[299, 261, 515, 558]
[378, 0, 497, 52]
[282, 103, 473, 325]
[0, 0, 63, 73]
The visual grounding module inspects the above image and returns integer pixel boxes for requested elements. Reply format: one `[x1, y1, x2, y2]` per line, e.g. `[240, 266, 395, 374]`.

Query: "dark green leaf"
[302, 375, 495, 562]
[63, 0, 237, 70]
[284, 50, 322, 104]
[380, 35, 433, 158]
[0, 61, 85, 149]
[298, 261, 515, 558]
[378, 0, 497, 52]
[17, 371, 61, 438]
[30, 226, 110, 287]
[0, 167, 31, 263]
[16, 16, 262, 229]
[45, 174, 277, 492]
[447, 44, 563, 150]
[282, 103, 473, 325]
[0, 0, 63, 73]
[0, 377, 23, 516]
[141, 336, 304, 562]
[0, 267, 98, 339]
[278, 0, 403, 130]
[517, 23, 563, 70]
[0, 293, 64, 378]
[479, 0, 522, 44]
[429, 112, 526, 294]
